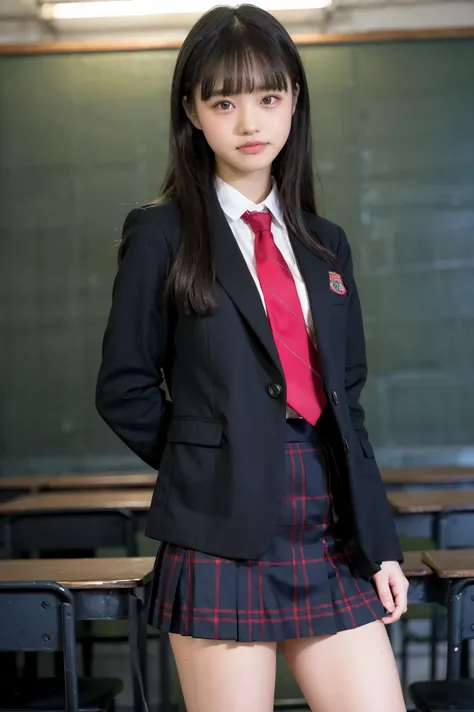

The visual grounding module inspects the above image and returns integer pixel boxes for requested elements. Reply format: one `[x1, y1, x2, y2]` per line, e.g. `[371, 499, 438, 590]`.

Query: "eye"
[214, 100, 234, 111]
[262, 95, 280, 106]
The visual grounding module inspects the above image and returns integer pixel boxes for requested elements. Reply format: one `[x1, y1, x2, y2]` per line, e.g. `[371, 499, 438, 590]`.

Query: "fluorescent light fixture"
[41, 0, 332, 20]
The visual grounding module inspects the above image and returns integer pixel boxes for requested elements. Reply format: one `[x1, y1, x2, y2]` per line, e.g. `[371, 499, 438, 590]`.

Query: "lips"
[238, 142, 266, 149]
[237, 142, 268, 155]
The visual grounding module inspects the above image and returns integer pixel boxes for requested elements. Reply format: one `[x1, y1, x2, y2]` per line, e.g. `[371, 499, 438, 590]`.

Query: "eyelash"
[213, 95, 280, 110]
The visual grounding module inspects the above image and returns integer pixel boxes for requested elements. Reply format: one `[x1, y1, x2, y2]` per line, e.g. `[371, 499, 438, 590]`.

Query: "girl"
[96, 5, 408, 711]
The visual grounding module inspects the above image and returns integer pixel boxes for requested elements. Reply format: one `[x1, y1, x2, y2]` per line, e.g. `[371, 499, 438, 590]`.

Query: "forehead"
[196, 48, 290, 100]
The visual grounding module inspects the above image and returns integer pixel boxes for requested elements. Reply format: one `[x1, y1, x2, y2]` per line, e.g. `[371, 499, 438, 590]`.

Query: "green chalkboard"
[1, 37, 473, 473]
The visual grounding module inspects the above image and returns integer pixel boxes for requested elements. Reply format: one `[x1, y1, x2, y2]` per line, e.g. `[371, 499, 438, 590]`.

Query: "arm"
[95, 207, 173, 470]
[336, 226, 371, 445]
[337, 228, 408, 614]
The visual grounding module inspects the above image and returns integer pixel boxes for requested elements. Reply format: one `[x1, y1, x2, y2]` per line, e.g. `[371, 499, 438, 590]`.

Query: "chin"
[233, 154, 274, 171]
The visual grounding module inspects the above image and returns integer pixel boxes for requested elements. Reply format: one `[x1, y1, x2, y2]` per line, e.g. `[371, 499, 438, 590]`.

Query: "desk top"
[388, 489, 474, 514]
[382, 467, 474, 486]
[422, 549, 474, 578]
[0, 557, 155, 589]
[0, 489, 153, 515]
[0, 476, 49, 490]
[0, 473, 156, 491]
[45, 473, 157, 490]
[401, 551, 432, 577]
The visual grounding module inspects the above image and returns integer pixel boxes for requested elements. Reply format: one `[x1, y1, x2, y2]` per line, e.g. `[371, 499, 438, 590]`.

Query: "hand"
[372, 561, 409, 624]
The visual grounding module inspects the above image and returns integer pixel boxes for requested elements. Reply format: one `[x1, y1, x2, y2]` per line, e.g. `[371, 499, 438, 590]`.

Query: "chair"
[4, 508, 137, 677]
[410, 680, 474, 711]
[0, 580, 122, 711]
[410, 528, 474, 712]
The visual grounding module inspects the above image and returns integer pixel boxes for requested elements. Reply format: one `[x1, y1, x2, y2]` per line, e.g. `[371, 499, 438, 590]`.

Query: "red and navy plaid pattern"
[148, 418, 384, 642]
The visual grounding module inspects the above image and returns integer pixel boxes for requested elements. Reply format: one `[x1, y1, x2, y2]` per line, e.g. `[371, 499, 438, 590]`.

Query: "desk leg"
[460, 639, 470, 677]
[129, 590, 148, 712]
[447, 581, 463, 679]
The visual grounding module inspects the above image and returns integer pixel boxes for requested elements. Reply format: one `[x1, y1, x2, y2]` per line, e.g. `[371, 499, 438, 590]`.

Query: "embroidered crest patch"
[328, 271, 347, 295]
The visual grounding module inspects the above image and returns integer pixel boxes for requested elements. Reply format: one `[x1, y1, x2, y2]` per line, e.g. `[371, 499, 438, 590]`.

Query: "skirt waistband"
[285, 417, 323, 444]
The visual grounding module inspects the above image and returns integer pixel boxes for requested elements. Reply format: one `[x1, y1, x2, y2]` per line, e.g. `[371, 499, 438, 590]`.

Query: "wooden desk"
[388, 489, 474, 545]
[402, 551, 432, 578]
[45, 473, 157, 490]
[423, 549, 474, 579]
[0, 557, 154, 711]
[401, 551, 435, 605]
[0, 476, 48, 491]
[389, 490, 474, 515]
[382, 467, 474, 491]
[0, 473, 156, 506]
[0, 491, 154, 549]
[0, 476, 49, 503]
[0, 556, 154, 589]
[421, 549, 474, 679]
[0, 489, 153, 515]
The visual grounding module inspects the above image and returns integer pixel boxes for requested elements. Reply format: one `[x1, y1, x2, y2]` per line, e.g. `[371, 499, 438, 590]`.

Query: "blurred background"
[0, 1, 473, 710]
[1, 0, 473, 476]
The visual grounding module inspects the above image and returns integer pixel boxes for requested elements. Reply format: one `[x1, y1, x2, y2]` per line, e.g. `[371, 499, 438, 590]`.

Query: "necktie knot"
[241, 210, 272, 235]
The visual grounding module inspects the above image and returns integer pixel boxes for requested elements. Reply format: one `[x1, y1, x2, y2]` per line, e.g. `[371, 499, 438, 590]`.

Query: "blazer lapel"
[210, 194, 332, 384]
[210, 197, 284, 379]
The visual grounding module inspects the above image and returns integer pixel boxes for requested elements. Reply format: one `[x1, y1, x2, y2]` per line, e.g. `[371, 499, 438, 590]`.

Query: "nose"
[236, 103, 260, 136]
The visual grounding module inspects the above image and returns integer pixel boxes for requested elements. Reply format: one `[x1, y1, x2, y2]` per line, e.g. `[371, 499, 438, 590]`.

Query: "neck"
[215, 163, 272, 204]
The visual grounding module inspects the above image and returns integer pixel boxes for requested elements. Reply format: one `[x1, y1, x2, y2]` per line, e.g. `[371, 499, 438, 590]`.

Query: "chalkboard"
[1, 37, 473, 472]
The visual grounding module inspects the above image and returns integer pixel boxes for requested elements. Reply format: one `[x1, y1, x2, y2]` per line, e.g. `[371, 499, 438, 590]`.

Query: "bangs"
[197, 40, 291, 100]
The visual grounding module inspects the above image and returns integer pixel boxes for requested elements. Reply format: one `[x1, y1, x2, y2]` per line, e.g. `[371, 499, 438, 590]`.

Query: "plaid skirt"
[148, 416, 384, 642]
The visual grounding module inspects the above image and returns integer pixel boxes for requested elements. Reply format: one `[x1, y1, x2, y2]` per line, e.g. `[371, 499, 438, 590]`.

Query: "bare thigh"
[280, 620, 405, 712]
[169, 633, 277, 712]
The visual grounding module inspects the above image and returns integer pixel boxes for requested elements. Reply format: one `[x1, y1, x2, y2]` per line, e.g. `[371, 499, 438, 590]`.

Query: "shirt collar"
[215, 175, 285, 228]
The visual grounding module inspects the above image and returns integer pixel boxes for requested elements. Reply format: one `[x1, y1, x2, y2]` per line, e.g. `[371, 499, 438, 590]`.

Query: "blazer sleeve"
[337, 227, 403, 566]
[335, 226, 372, 445]
[95, 207, 173, 471]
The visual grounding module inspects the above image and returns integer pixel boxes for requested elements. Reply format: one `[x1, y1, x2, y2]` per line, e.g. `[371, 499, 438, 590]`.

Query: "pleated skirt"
[148, 416, 384, 642]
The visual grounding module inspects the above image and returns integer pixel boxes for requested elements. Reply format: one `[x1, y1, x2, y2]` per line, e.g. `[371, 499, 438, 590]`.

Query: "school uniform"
[96, 177, 402, 642]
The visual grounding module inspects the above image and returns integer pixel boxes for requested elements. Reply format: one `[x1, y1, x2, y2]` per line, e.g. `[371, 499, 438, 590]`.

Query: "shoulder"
[303, 210, 348, 254]
[303, 210, 351, 266]
[122, 200, 181, 258]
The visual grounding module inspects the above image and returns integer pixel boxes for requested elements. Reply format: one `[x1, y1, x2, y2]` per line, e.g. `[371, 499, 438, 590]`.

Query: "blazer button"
[343, 437, 350, 454]
[267, 383, 283, 398]
[332, 390, 338, 405]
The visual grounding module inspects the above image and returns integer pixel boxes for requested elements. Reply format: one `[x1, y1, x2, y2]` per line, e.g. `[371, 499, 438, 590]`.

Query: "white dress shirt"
[215, 175, 318, 420]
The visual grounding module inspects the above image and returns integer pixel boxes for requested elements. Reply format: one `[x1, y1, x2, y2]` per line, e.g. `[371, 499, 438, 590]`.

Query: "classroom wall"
[0, 37, 473, 474]
[1, 0, 474, 44]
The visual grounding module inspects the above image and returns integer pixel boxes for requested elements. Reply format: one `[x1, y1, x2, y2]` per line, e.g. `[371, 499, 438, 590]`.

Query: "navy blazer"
[96, 195, 402, 579]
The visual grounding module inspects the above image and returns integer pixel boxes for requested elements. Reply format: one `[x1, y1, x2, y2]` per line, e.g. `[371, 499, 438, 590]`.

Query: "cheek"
[273, 107, 293, 145]
[200, 116, 229, 152]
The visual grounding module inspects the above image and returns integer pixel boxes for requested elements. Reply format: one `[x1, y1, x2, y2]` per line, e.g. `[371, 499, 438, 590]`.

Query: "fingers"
[382, 576, 410, 625]
[376, 578, 395, 619]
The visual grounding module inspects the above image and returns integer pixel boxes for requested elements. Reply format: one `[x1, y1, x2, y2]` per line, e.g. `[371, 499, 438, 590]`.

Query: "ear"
[292, 83, 300, 115]
[183, 95, 202, 130]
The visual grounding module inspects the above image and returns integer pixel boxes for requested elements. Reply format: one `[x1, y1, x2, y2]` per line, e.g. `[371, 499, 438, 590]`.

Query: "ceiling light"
[40, 0, 332, 20]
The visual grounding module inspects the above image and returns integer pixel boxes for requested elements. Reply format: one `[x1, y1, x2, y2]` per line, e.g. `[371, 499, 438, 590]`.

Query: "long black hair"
[131, 4, 334, 314]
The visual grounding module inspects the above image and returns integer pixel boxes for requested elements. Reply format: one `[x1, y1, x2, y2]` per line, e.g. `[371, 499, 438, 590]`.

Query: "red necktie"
[242, 210, 327, 425]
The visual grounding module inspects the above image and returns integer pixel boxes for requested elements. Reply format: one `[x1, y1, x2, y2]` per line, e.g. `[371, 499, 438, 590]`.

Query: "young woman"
[96, 5, 408, 711]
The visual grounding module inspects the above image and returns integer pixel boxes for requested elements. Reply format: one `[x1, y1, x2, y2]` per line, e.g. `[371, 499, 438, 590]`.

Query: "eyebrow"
[205, 83, 276, 99]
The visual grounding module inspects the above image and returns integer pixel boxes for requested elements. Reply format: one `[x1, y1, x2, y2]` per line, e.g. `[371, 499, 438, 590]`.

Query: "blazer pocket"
[167, 417, 224, 447]
[358, 437, 375, 458]
[329, 293, 348, 307]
